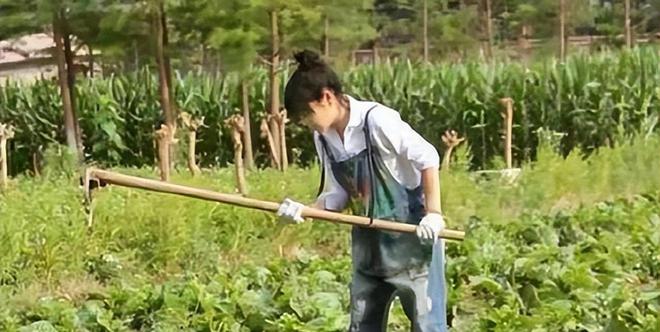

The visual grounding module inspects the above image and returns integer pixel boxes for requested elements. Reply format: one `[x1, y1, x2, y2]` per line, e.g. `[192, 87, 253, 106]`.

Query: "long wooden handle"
[87, 168, 465, 241]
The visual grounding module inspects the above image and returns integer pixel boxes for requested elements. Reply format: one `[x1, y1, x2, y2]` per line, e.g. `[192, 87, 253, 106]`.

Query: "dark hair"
[284, 50, 343, 122]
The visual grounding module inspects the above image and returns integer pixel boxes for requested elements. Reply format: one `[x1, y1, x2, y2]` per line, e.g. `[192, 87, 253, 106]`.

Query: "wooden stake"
[225, 115, 248, 195]
[155, 124, 175, 181]
[32, 151, 41, 177]
[499, 98, 514, 169]
[276, 109, 289, 172]
[260, 118, 281, 169]
[441, 130, 465, 170]
[86, 168, 465, 241]
[240, 80, 255, 171]
[187, 129, 200, 176]
[0, 123, 15, 190]
[180, 112, 203, 176]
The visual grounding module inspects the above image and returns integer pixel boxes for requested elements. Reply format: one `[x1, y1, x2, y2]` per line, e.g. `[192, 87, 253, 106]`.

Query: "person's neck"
[331, 96, 350, 141]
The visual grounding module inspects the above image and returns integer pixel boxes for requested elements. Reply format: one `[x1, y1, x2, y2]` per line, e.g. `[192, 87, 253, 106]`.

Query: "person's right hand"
[277, 198, 305, 224]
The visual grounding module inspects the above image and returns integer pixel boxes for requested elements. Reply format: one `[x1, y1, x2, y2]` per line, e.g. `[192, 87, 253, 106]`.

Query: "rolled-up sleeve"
[369, 107, 440, 170]
[313, 132, 349, 211]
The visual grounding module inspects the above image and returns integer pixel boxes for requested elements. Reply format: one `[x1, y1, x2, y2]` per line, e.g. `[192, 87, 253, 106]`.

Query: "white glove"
[416, 213, 445, 245]
[276, 198, 305, 224]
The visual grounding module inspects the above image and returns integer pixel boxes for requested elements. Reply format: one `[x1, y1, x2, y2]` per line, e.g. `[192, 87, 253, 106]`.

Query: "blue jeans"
[348, 242, 447, 332]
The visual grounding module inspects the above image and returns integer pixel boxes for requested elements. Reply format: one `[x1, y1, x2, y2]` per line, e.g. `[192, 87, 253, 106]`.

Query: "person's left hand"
[276, 198, 306, 224]
[415, 213, 445, 245]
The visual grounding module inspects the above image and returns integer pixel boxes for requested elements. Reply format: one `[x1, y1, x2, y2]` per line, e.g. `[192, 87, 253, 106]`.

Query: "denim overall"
[318, 106, 447, 332]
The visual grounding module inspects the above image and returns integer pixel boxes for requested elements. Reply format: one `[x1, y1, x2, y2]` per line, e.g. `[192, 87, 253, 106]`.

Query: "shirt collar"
[346, 95, 369, 128]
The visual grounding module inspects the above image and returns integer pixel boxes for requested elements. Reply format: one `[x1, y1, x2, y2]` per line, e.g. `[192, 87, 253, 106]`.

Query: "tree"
[210, 0, 323, 171]
[87, 1, 151, 70]
[428, 4, 481, 59]
[168, 0, 219, 71]
[483, 0, 494, 60]
[36, 0, 86, 160]
[374, 0, 482, 61]
[65, 0, 104, 76]
[560, 0, 566, 61]
[313, 0, 377, 62]
[624, 0, 632, 48]
[207, 0, 263, 170]
[0, 1, 39, 41]
[0, 0, 140, 163]
[95, 0, 177, 170]
[495, 0, 593, 60]
[60, 1, 104, 152]
[152, 1, 176, 129]
[423, 0, 428, 62]
[153, 0, 376, 172]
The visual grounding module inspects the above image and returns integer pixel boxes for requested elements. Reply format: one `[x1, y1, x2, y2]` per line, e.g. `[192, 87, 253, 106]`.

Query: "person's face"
[299, 89, 340, 134]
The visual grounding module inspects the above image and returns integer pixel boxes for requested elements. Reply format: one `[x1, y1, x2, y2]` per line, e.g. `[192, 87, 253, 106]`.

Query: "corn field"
[0, 48, 659, 174]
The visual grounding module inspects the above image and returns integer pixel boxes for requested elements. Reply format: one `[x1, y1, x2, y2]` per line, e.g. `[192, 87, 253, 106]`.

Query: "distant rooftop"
[0, 33, 95, 82]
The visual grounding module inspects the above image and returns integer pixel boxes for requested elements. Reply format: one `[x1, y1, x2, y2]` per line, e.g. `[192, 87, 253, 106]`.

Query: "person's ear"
[320, 88, 334, 106]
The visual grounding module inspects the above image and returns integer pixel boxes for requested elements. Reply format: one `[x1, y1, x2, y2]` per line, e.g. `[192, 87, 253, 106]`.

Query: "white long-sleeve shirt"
[314, 95, 440, 211]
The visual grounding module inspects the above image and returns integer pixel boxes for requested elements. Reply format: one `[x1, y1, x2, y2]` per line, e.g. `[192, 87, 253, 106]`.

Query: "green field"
[1, 135, 660, 331]
[3, 2, 660, 331]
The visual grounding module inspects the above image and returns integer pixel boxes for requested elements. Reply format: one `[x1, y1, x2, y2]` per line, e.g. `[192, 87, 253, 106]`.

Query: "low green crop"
[1, 133, 660, 331]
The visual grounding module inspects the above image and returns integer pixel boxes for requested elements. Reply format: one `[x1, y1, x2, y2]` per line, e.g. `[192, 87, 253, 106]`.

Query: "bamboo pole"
[0, 123, 15, 190]
[86, 168, 465, 241]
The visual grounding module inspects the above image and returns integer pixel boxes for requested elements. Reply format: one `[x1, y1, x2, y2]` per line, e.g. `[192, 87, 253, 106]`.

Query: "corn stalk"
[2, 50, 660, 172]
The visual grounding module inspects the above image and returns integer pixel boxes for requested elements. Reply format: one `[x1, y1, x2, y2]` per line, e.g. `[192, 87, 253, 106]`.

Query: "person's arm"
[421, 166, 442, 215]
[368, 106, 444, 243]
[278, 134, 347, 224]
[419, 166, 444, 243]
[369, 106, 441, 197]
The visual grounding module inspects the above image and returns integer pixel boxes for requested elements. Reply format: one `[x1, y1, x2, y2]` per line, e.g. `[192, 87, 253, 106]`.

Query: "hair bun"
[294, 50, 324, 70]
